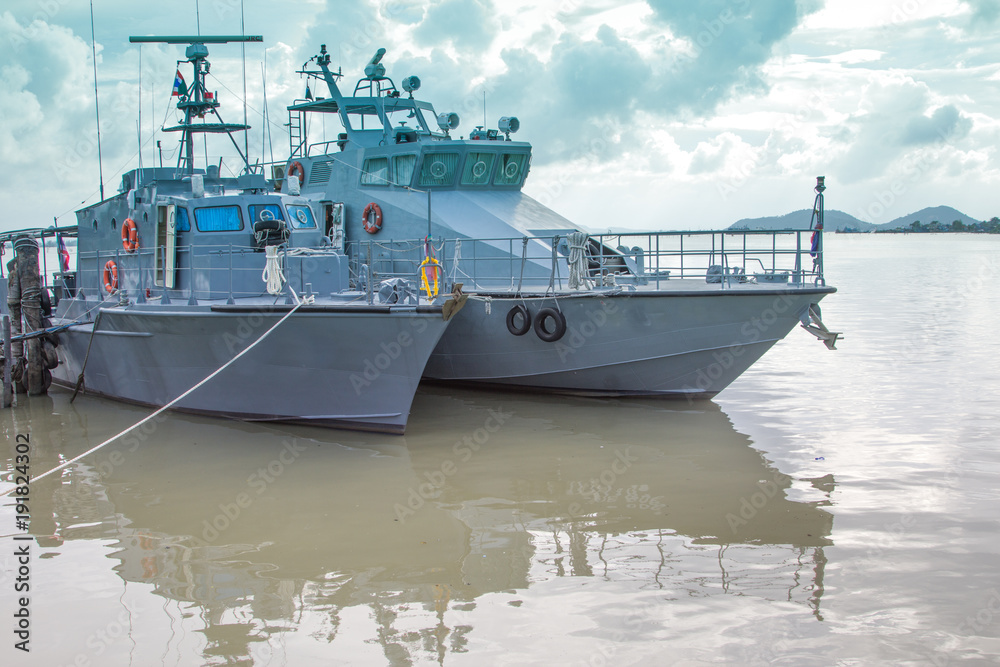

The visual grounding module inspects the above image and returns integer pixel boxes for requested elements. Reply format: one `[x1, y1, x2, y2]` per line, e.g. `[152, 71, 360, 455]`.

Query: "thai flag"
[57, 234, 70, 272]
[171, 69, 187, 97]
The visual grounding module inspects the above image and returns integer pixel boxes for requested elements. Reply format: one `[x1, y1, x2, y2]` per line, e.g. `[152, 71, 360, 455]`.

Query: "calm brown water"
[3, 234, 999, 665]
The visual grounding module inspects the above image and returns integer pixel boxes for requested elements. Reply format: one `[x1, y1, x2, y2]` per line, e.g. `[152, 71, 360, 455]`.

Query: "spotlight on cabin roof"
[499, 116, 519, 139]
[437, 112, 460, 135]
[401, 76, 421, 96]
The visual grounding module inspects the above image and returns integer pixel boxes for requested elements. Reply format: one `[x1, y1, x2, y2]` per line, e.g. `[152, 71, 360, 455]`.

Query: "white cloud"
[0, 0, 998, 232]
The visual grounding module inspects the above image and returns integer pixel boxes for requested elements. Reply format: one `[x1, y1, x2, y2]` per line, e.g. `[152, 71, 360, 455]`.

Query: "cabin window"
[461, 152, 496, 185]
[176, 207, 191, 232]
[419, 153, 459, 186]
[285, 205, 316, 229]
[194, 205, 244, 232]
[111, 217, 117, 230]
[391, 155, 417, 186]
[249, 204, 285, 224]
[494, 153, 528, 185]
[361, 157, 389, 186]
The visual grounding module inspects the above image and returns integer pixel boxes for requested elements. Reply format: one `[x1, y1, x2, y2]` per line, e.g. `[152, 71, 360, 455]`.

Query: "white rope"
[262, 245, 284, 295]
[568, 231, 593, 290]
[9, 301, 304, 493]
[450, 239, 462, 283]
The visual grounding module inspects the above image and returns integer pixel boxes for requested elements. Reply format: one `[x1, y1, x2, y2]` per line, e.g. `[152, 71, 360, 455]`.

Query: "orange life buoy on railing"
[103, 260, 118, 293]
[287, 160, 305, 186]
[121, 218, 138, 252]
[363, 202, 383, 234]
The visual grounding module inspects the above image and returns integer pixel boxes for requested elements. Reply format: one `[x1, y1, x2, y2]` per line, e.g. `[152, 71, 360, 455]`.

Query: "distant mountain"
[728, 209, 874, 232]
[875, 206, 980, 230]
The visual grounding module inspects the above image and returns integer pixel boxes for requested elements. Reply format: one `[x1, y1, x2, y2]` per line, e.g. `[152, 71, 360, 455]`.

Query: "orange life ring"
[121, 217, 138, 252]
[363, 202, 383, 234]
[287, 160, 305, 186]
[103, 260, 118, 293]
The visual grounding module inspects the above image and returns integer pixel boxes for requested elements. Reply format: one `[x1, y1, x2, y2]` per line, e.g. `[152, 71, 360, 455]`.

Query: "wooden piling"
[14, 237, 46, 395]
[6, 256, 22, 393]
[2, 314, 11, 408]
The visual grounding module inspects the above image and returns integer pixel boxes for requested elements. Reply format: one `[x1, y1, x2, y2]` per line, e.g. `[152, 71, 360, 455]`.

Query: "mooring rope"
[5, 298, 305, 494]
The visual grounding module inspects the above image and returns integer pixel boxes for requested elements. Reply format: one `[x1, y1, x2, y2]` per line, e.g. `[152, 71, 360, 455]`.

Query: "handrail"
[346, 228, 826, 293]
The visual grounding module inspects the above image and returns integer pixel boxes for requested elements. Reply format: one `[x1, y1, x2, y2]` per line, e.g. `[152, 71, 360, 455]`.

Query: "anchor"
[800, 305, 842, 350]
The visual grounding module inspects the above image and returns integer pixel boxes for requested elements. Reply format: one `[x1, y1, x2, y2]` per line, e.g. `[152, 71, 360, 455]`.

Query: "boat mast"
[128, 35, 262, 177]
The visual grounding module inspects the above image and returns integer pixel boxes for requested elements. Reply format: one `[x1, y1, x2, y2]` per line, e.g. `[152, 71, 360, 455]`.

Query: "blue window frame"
[194, 205, 244, 232]
[176, 207, 191, 232]
[286, 205, 316, 229]
[249, 204, 285, 224]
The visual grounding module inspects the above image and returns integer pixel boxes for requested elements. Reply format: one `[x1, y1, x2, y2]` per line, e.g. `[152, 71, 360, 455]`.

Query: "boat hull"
[424, 286, 834, 397]
[51, 301, 449, 433]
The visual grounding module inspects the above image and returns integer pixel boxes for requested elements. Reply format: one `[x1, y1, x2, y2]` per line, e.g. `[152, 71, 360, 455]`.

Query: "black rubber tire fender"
[534, 307, 567, 343]
[505, 304, 531, 336]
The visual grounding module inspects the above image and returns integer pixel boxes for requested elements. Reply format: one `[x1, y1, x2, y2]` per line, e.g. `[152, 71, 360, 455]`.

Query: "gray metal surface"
[424, 288, 832, 396]
[51, 302, 448, 433]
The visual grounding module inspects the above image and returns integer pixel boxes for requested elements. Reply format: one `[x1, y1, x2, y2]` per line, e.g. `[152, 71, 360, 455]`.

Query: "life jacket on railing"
[420, 236, 441, 299]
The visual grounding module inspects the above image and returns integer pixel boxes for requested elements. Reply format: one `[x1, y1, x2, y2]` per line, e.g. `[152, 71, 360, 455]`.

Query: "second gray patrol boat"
[277, 46, 839, 398]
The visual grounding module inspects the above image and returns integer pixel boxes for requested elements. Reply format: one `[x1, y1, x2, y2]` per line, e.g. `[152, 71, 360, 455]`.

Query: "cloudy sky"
[1, 0, 998, 233]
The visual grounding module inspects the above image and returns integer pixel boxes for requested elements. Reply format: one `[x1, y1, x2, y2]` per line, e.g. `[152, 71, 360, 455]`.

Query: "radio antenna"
[89, 0, 105, 200]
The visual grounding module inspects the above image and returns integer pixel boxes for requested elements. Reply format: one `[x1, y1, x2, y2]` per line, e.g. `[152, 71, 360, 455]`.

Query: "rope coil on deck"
[567, 231, 593, 290]
[262, 246, 285, 295]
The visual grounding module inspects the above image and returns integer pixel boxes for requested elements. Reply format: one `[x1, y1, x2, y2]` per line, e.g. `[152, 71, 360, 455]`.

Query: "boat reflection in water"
[23, 387, 833, 663]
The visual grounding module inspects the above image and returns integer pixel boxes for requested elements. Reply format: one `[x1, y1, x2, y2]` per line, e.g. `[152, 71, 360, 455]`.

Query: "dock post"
[6, 256, 23, 393]
[2, 314, 11, 408]
[15, 237, 46, 395]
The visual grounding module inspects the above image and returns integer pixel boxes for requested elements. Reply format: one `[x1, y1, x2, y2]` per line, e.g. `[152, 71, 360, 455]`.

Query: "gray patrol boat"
[274, 46, 840, 398]
[1, 36, 453, 433]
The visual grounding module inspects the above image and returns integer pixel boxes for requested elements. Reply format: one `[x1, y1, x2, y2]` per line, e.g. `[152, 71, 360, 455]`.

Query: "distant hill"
[728, 209, 873, 232]
[875, 206, 980, 230]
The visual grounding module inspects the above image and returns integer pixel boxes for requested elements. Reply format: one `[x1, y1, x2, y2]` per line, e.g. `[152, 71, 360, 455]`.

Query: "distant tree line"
[875, 217, 1000, 234]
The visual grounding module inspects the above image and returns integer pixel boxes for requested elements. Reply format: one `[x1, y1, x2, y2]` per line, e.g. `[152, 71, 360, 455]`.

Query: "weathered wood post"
[2, 314, 11, 407]
[14, 237, 47, 395]
[6, 255, 23, 393]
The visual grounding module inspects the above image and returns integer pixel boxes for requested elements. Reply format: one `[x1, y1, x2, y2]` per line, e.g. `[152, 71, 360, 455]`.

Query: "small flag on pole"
[57, 234, 70, 272]
[171, 69, 187, 98]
